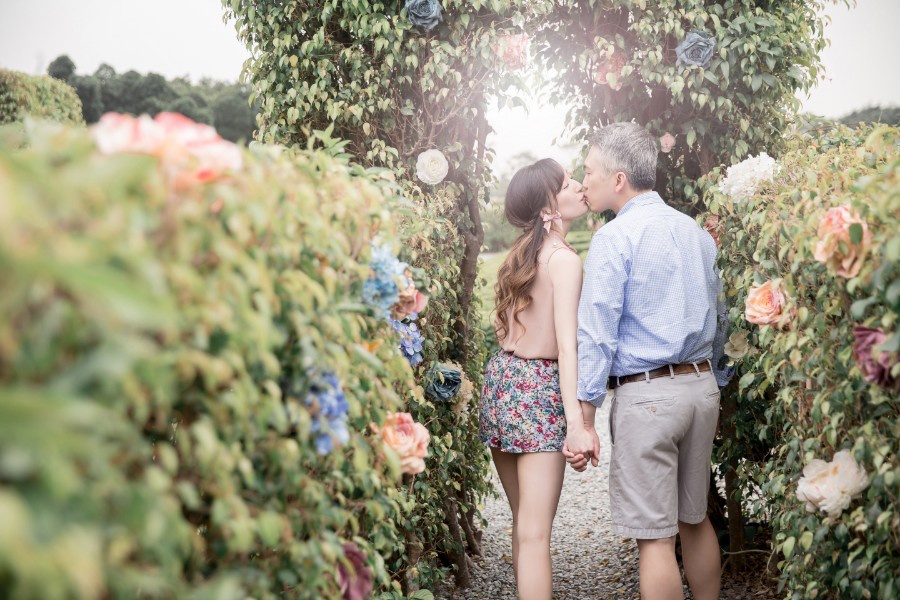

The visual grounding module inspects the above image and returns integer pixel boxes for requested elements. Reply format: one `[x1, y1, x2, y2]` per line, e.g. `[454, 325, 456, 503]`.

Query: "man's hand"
[562, 425, 601, 472]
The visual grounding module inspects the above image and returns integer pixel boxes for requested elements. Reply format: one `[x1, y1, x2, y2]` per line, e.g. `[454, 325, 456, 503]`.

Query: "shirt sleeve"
[710, 254, 734, 387]
[577, 230, 628, 408]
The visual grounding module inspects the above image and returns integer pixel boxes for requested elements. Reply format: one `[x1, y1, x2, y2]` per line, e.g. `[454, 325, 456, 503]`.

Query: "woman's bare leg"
[490, 447, 521, 582]
[514, 451, 566, 600]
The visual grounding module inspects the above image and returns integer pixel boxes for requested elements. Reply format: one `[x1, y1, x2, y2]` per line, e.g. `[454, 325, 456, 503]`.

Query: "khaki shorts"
[608, 370, 720, 539]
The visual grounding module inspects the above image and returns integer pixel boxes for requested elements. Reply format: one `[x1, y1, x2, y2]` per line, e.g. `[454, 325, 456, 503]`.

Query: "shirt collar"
[615, 191, 663, 217]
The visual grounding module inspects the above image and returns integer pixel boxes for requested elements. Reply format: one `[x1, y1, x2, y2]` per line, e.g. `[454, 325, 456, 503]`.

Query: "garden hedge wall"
[706, 124, 899, 599]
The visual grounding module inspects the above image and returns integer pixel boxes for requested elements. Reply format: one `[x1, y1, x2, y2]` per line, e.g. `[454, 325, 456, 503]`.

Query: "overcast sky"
[1, 0, 897, 170]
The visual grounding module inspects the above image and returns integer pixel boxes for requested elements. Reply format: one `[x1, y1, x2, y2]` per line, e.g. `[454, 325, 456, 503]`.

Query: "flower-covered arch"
[223, 0, 872, 594]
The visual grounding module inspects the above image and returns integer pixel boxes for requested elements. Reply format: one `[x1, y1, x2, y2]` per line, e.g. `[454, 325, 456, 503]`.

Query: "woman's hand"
[563, 423, 600, 471]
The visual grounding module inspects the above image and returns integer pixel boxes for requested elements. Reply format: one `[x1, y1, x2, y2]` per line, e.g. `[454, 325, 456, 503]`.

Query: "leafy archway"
[224, 0, 838, 591]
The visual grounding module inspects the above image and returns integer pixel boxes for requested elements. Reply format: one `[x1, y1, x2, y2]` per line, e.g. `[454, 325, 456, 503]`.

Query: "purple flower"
[392, 319, 424, 366]
[337, 543, 373, 600]
[852, 326, 898, 389]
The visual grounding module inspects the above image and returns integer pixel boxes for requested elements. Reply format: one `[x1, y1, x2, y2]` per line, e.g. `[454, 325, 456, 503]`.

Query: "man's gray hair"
[587, 122, 658, 191]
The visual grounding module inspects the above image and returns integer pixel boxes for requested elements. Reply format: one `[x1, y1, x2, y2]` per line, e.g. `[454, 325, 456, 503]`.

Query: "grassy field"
[476, 230, 592, 328]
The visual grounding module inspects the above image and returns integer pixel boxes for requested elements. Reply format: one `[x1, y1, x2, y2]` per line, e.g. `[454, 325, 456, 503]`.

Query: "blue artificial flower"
[362, 243, 407, 320]
[392, 319, 425, 366]
[405, 0, 442, 31]
[424, 364, 462, 402]
[305, 371, 351, 455]
[676, 31, 716, 68]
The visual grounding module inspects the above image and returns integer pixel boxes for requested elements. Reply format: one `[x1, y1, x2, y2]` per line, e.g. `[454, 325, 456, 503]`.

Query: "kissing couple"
[480, 122, 730, 599]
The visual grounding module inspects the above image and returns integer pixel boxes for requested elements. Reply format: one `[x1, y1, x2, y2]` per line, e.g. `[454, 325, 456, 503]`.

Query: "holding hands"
[563, 421, 600, 472]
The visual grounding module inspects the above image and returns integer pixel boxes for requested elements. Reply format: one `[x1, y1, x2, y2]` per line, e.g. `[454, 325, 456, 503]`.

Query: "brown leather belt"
[608, 361, 711, 389]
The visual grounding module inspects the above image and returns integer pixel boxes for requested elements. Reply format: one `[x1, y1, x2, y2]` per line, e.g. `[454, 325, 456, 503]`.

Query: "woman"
[480, 158, 595, 599]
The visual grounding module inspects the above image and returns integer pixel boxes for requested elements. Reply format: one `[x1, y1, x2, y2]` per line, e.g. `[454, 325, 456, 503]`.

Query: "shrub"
[0, 119, 437, 598]
[707, 124, 899, 599]
[0, 70, 83, 125]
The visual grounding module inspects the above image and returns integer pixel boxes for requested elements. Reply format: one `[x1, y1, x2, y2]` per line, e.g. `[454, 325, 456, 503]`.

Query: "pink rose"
[745, 279, 793, 328]
[593, 51, 627, 90]
[91, 112, 242, 189]
[813, 205, 872, 278]
[372, 412, 430, 475]
[91, 113, 167, 154]
[852, 326, 898, 389]
[496, 33, 529, 70]
[660, 132, 676, 153]
[703, 214, 723, 247]
[390, 270, 429, 320]
[337, 543, 373, 600]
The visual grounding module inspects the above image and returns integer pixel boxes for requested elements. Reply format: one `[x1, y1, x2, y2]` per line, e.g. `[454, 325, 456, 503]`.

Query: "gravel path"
[440, 401, 779, 599]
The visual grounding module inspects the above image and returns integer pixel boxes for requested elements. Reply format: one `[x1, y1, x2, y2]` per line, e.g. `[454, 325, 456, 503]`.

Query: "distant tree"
[167, 96, 213, 124]
[47, 55, 76, 83]
[94, 63, 116, 82]
[840, 106, 900, 126]
[72, 76, 103, 123]
[211, 86, 258, 143]
[134, 73, 176, 115]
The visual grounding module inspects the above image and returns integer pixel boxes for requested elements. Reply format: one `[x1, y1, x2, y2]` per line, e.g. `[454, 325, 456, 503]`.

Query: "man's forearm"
[580, 401, 597, 428]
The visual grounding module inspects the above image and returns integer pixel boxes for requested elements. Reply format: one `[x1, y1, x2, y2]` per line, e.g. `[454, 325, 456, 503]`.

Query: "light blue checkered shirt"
[577, 191, 731, 407]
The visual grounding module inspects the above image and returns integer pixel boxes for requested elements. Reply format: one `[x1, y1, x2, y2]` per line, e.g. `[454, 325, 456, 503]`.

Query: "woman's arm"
[549, 249, 590, 438]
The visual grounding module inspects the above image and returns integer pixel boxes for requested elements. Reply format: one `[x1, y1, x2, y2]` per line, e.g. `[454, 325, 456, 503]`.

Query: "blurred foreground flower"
[91, 112, 242, 189]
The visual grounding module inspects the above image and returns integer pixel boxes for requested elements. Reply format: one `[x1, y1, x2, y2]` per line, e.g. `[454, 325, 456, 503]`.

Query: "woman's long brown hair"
[494, 159, 565, 343]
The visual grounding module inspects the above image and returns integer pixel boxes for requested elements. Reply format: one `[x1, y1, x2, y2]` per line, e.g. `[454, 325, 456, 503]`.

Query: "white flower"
[719, 152, 778, 202]
[659, 132, 676, 153]
[416, 149, 449, 185]
[796, 450, 869, 518]
[724, 330, 751, 361]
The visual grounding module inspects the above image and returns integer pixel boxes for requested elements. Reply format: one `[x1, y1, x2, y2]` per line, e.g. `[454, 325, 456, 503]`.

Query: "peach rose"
[391, 270, 428, 320]
[593, 51, 627, 90]
[373, 412, 430, 475]
[745, 279, 793, 328]
[659, 132, 676, 153]
[703, 214, 723, 247]
[91, 112, 242, 189]
[813, 205, 872, 278]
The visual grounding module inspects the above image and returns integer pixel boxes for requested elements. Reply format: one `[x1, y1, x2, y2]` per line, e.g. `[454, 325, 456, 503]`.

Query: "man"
[564, 122, 730, 600]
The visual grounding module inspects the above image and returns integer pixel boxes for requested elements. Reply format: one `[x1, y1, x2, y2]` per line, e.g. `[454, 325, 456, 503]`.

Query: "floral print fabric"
[479, 350, 566, 453]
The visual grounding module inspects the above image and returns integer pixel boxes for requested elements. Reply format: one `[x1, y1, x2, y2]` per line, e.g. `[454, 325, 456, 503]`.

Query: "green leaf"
[850, 297, 877, 319]
[799, 531, 814, 551]
[782, 536, 796, 558]
[848, 223, 863, 245]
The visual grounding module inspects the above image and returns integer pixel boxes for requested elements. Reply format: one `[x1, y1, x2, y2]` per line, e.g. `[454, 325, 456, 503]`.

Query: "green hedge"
[0, 120, 444, 598]
[706, 124, 899, 599]
[0, 70, 83, 125]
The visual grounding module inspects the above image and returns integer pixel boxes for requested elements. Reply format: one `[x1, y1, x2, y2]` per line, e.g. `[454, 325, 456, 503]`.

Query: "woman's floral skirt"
[479, 350, 566, 453]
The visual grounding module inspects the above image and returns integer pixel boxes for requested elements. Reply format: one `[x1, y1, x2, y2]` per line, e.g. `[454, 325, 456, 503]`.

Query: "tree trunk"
[445, 495, 471, 588]
[721, 385, 745, 571]
[452, 100, 488, 365]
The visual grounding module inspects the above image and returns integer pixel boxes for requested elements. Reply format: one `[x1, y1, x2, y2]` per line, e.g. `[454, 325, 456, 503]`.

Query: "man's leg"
[636, 536, 682, 600]
[678, 517, 721, 600]
[677, 373, 722, 600]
